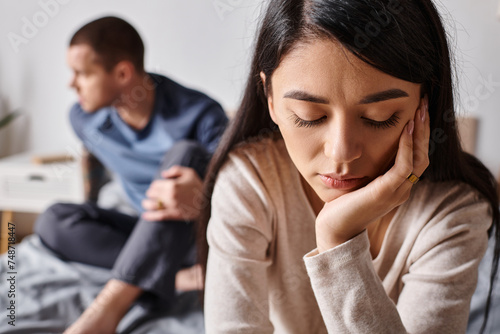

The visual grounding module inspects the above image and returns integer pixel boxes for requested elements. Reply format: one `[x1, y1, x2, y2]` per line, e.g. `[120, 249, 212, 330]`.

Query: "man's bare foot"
[64, 303, 119, 334]
[64, 279, 142, 334]
[175, 264, 204, 291]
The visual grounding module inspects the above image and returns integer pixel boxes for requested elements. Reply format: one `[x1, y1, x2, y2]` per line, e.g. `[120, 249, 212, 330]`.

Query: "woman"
[199, 0, 499, 333]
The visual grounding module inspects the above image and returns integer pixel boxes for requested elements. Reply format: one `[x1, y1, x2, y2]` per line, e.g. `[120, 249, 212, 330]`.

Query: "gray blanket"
[467, 235, 500, 334]
[0, 235, 204, 334]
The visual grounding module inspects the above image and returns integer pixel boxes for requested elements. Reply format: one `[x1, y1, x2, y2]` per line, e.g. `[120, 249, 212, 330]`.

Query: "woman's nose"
[323, 118, 362, 164]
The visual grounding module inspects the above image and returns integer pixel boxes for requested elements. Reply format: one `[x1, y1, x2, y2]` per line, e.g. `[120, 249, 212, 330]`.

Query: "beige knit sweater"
[204, 136, 491, 334]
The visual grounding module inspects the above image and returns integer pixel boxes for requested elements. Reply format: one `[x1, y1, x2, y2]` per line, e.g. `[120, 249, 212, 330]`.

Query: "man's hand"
[141, 165, 204, 222]
[175, 264, 204, 292]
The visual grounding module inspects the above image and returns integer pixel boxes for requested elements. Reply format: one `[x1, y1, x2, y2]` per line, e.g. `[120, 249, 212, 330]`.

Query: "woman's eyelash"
[291, 115, 327, 128]
[290, 113, 400, 129]
[363, 113, 400, 129]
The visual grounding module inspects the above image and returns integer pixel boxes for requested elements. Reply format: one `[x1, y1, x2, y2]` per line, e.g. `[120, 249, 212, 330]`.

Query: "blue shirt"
[70, 73, 228, 212]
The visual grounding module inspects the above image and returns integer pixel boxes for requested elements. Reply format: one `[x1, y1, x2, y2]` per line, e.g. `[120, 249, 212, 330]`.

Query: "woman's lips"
[319, 174, 368, 190]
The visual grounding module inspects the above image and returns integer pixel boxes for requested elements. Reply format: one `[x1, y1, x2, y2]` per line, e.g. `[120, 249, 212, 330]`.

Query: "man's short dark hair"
[70, 16, 144, 73]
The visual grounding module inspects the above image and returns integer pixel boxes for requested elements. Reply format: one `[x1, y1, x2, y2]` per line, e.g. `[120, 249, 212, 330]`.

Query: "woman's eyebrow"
[283, 88, 409, 105]
[283, 90, 329, 104]
[358, 89, 409, 104]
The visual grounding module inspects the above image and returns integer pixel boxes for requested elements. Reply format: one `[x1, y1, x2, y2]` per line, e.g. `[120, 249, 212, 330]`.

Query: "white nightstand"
[0, 152, 84, 253]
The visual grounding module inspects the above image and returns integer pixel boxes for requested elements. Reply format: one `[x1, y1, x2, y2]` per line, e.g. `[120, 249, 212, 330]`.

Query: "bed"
[0, 234, 204, 334]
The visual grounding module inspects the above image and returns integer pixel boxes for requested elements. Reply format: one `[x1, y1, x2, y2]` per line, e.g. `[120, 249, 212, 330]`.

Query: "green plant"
[0, 111, 19, 130]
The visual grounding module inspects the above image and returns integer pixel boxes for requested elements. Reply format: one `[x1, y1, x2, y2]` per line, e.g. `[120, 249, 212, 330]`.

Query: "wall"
[0, 0, 499, 173]
[438, 0, 500, 174]
[0, 0, 263, 158]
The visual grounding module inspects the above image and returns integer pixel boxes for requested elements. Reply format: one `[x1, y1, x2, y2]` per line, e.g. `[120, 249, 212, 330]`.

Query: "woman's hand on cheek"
[315, 96, 430, 253]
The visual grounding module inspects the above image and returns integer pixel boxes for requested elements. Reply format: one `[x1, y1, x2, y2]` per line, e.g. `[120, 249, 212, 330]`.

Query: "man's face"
[66, 44, 121, 112]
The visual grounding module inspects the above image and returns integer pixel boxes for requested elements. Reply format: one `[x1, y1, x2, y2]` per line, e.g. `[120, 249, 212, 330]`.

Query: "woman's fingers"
[364, 117, 414, 209]
[388, 97, 430, 187]
[388, 96, 430, 203]
[412, 96, 430, 177]
[385, 119, 414, 190]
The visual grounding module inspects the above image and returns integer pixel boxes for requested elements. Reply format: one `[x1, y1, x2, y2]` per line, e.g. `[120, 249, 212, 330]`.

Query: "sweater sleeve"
[204, 153, 275, 333]
[305, 231, 407, 333]
[303, 191, 491, 334]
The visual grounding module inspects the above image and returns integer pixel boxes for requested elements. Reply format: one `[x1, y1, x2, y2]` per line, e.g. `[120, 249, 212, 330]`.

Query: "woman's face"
[264, 39, 422, 203]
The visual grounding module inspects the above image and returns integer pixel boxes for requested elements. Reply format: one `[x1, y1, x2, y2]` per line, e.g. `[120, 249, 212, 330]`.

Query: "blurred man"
[34, 16, 227, 334]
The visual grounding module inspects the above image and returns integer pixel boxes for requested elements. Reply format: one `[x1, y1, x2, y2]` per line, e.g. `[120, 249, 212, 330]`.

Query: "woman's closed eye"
[289, 112, 400, 129]
[362, 112, 400, 129]
[289, 113, 327, 128]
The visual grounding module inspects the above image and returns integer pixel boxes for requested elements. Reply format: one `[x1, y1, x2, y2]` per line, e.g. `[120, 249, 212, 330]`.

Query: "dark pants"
[34, 140, 211, 309]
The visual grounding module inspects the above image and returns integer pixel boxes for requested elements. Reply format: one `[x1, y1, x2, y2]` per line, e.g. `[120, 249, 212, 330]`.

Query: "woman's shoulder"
[221, 132, 292, 177]
[231, 131, 286, 157]
[214, 132, 300, 205]
[401, 179, 492, 253]
[210, 133, 295, 239]
[411, 179, 489, 213]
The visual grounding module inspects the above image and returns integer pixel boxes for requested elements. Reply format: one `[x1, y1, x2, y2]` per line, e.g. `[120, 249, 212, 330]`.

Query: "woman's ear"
[260, 71, 278, 125]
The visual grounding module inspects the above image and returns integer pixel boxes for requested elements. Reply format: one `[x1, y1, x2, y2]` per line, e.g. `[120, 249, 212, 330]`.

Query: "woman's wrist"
[316, 229, 352, 253]
[315, 218, 368, 253]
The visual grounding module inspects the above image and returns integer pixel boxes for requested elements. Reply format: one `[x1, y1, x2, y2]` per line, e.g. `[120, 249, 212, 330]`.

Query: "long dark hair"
[198, 0, 499, 331]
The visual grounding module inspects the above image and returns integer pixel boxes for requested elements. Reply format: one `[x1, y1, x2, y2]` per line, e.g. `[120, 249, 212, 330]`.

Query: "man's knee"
[160, 140, 210, 178]
[166, 140, 208, 164]
[35, 203, 67, 235]
[170, 139, 204, 155]
[34, 202, 83, 248]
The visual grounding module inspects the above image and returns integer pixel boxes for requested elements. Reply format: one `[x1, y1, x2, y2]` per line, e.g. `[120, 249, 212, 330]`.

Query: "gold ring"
[157, 199, 164, 210]
[406, 173, 420, 185]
